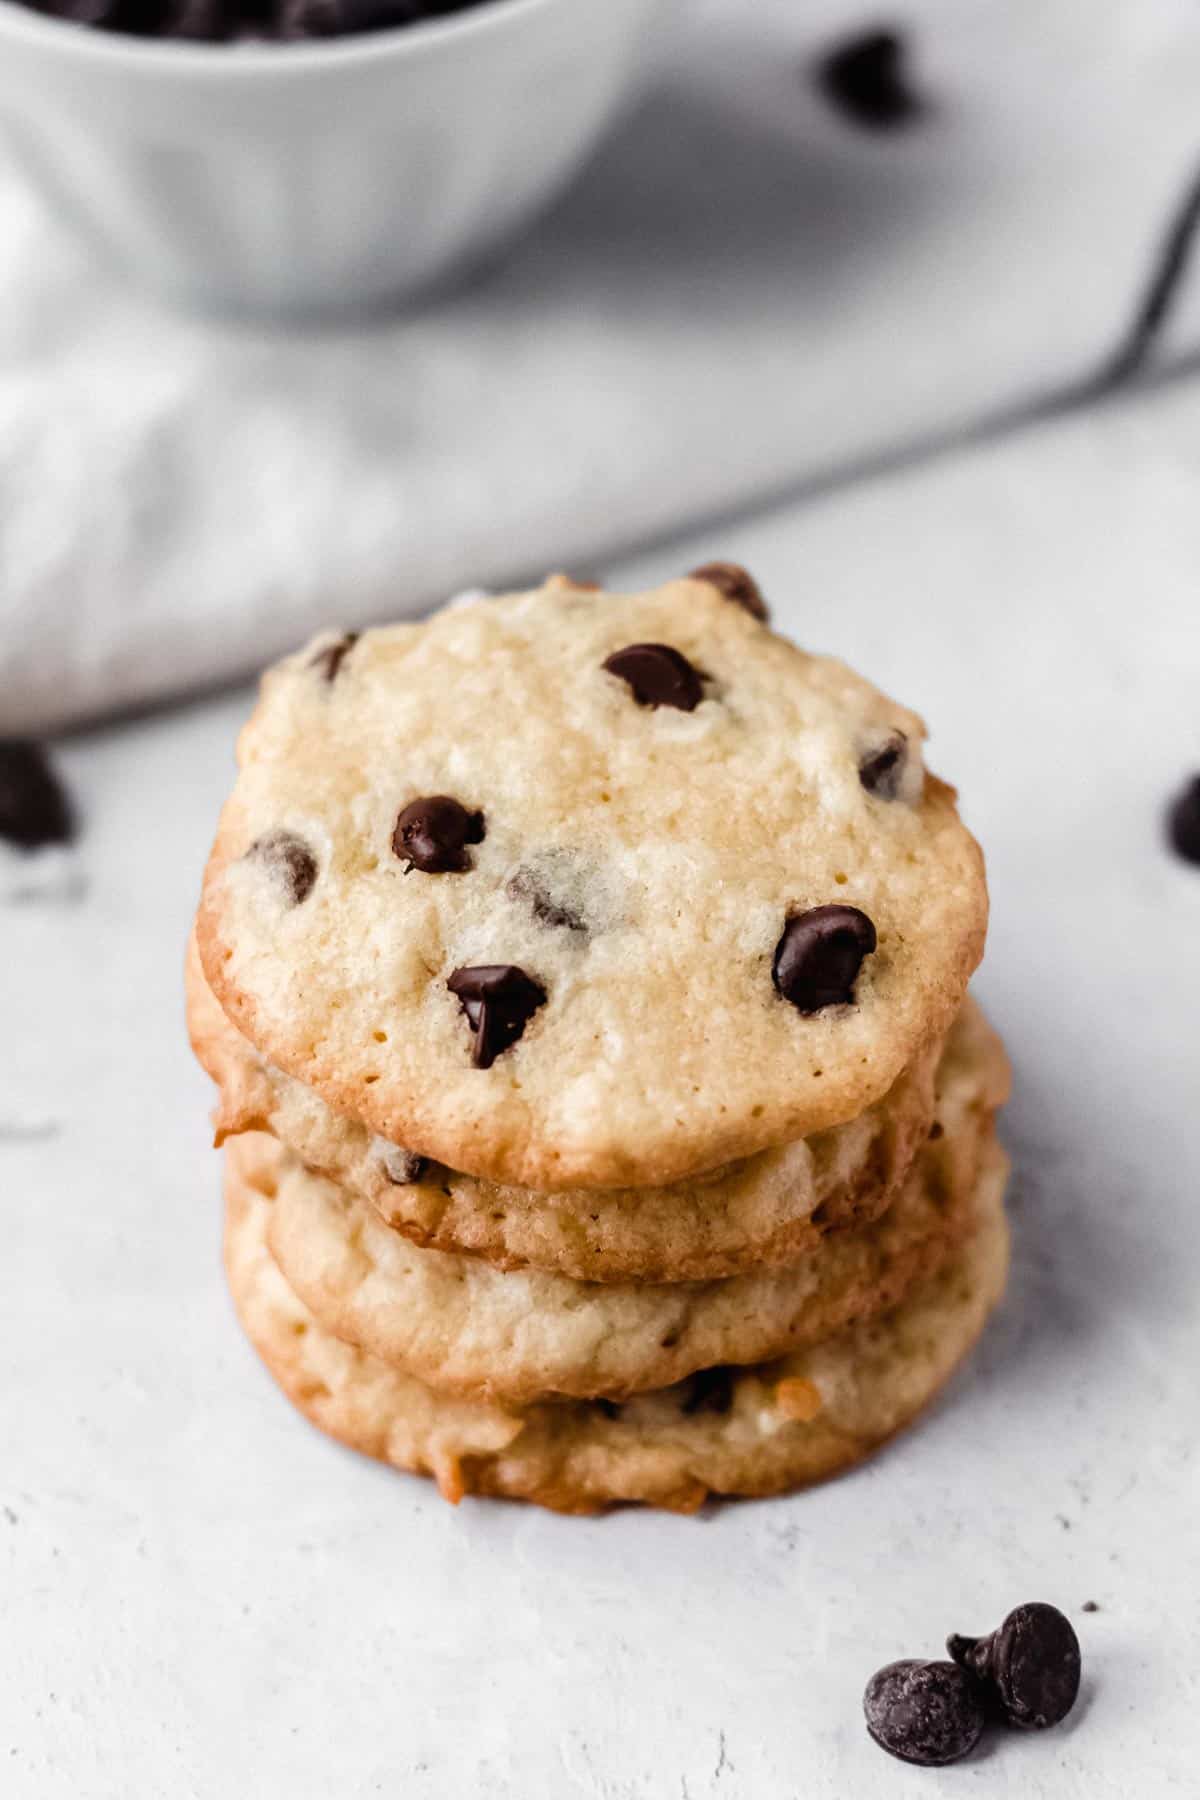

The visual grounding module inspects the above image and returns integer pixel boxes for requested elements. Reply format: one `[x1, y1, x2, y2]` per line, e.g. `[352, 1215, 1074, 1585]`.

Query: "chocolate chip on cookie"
[506, 865, 587, 933]
[447, 964, 547, 1069]
[309, 633, 358, 683]
[378, 1145, 427, 1186]
[689, 561, 769, 623]
[680, 1366, 735, 1416]
[246, 831, 318, 905]
[393, 797, 485, 874]
[859, 731, 909, 799]
[0, 740, 75, 852]
[603, 644, 704, 712]
[773, 905, 877, 1013]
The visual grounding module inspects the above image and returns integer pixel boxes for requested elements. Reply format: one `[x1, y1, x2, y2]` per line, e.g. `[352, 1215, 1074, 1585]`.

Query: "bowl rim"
[0, 0, 558, 76]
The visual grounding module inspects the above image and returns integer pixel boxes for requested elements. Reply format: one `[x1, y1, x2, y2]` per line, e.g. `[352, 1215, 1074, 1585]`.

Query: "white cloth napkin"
[3, 0, 1200, 733]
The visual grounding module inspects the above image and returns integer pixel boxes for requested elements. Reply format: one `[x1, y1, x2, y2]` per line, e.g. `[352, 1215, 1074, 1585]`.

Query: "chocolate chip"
[393, 797, 485, 874]
[1167, 774, 1200, 864]
[948, 1603, 1081, 1731]
[1081, 1601, 1100, 1614]
[379, 1145, 426, 1186]
[506, 866, 586, 933]
[246, 831, 318, 905]
[863, 1660, 985, 1766]
[772, 905, 877, 1012]
[0, 741, 75, 852]
[859, 731, 908, 799]
[595, 1398, 623, 1421]
[928, 1120, 944, 1140]
[603, 644, 704, 712]
[689, 562, 769, 623]
[680, 1367, 735, 1417]
[309, 633, 358, 683]
[816, 29, 924, 132]
[446, 964, 546, 1069]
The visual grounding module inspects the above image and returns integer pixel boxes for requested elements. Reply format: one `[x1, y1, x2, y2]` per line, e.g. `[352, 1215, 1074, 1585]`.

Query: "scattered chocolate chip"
[0, 740, 75, 852]
[393, 797, 485, 875]
[859, 731, 908, 799]
[864, 1660, 985, 1766]
[246, 831, 318, 905]
[948, 1603, 1081, 1731]
[603, 644, 704, 712]
[379, 1146, 426, 1186]
[816, 28, 924, 132]
[447, 964, 546, 1069]
[309, 633, 358, 683]
[1081, 1601, 1100, 1614]
[680, 1367, 735, 1417]
[688, 561, 769, 623]
[772, 905, 877, 1013]
[506, 866, 586, 933]
[1167, 774, 1200, 864]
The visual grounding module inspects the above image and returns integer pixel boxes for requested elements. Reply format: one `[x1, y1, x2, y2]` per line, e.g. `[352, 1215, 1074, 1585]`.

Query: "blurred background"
[2, 0, 1200, 731]
[3, 3, 1200, 1796]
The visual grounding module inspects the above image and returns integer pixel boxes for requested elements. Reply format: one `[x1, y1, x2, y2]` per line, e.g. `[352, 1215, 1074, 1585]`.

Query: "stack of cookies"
[187, 568, 1009, 1514]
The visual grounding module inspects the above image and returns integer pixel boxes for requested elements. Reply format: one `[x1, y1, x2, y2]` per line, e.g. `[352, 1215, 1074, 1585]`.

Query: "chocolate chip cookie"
[196, 576, 987, 1190]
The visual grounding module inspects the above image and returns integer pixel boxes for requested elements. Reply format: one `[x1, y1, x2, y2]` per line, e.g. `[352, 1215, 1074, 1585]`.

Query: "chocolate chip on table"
[863, 1660, 986, 1766]
[816, 28, 925, 132]
[688, 562, 769, 624]
[447, 964, 546, 1069]
[506, 866, 586, 934]
[309, 633, 358, 683]
[603, 644, 704, 712]
[1167, 774, 1200, 864]
[859, 731, 908, 799]
[0, 741, 75, 853]
[948, 1603, 1081, 1731]
[680, 1367, 735, 1417]
[393, 797, 485, 874]
[246, 831, 318, 905]
[772, 905, 877, 1013]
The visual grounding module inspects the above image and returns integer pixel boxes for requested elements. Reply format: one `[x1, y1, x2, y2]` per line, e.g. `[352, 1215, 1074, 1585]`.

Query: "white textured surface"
[4, 376, 1200, 1795]
[6, 0, 1200, 729]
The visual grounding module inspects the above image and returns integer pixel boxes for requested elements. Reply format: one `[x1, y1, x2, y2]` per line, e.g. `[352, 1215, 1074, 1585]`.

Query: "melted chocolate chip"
[595, 1398, 623, 1421]
[680, 1367, 735, 1417]
[506, 866, 586, 933]
[379, 1146, 426, 1186]
[688, 561, 769, 623]
[817, 28, 924, 132]
[773, 905, 877, 1012]
[393, 797, 485, 874]
[859, 731, 908, 799]
[603, 644, 704, 712]
[948, 1604, 1081, 1731]
[246, 831, 318, 905]
[447, 964, 546, 1069]
[310, 633, 358, 682]
[864, 1660, 985, 1766]
[0, 740, 75, 852]
[1167, 774, 1200, 864]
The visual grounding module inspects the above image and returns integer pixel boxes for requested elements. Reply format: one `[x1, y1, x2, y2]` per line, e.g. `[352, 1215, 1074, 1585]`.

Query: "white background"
[4, 375, 1200, 1796]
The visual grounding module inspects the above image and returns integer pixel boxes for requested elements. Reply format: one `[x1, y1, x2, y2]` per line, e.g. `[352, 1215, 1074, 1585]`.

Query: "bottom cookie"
[224, 1143, 1009, 1515]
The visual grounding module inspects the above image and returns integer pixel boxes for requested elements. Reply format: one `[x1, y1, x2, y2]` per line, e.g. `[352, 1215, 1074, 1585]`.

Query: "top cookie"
[196, 571, 987, 1189]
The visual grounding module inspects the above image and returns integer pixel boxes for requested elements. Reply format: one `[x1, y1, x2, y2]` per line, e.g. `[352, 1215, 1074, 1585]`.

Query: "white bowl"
[0, 0, 665, 315]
